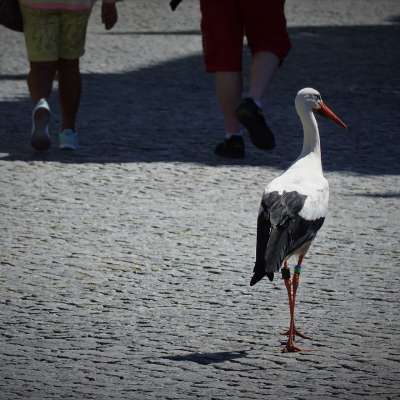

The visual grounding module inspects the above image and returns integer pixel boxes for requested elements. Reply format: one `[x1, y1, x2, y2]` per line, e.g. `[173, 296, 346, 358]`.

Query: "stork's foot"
[281, 342, 303, 353]
[281, 327, 311, 340]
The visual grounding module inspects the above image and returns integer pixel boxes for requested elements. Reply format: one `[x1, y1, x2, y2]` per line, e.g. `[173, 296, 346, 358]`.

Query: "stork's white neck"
[299, 109, 321, 158]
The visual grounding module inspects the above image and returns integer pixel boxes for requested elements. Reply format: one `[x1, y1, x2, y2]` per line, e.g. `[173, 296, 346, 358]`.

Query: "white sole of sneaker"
[59, 144, 77, 151]
[31, 101, 51, 151]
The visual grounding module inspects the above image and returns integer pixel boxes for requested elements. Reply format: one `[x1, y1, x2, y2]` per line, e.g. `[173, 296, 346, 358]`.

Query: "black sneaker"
[235, 97, 275, 150]
[214, 135, 245, 159]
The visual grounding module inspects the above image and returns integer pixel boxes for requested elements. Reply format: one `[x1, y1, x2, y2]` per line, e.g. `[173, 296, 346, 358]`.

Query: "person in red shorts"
[200, 0, 291, 158]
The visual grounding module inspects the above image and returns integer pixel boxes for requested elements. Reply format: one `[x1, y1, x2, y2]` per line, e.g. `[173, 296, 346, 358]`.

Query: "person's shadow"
[1, 24, 399, 175]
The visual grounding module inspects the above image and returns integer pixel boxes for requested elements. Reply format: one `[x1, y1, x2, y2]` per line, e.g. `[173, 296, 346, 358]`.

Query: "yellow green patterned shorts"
[20, 5, 91, 62]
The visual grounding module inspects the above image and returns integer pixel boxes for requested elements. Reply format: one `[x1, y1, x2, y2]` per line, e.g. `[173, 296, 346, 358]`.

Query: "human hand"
[102, 2, 118, 30]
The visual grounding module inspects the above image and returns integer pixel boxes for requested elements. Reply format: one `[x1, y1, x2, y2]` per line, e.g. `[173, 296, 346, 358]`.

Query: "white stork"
[250, 88, 347, 352]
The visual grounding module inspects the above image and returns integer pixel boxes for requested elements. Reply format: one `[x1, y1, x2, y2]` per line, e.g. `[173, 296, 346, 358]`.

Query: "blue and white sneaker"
[31, 98, 51, 151]
[59, 129, 79, 150]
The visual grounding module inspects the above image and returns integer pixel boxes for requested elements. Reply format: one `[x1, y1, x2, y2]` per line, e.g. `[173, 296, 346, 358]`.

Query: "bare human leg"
[235, 51, 279, 150]
[215, 71, 242, 134]
[28, 61, 57, 103]
[248, 51, 279, 103]
[57, 58, 81, 131]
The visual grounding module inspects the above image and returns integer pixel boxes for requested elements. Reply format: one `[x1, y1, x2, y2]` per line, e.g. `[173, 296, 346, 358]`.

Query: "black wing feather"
[250, 190, 325, 286]
[251, 206, 272, 285]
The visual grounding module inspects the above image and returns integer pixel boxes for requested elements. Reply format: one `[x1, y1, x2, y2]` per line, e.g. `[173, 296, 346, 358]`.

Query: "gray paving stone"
[1, 0, 400, 399]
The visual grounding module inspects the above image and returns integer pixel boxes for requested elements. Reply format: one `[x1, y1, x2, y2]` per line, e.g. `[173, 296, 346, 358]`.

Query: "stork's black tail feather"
[251, 210, 273, 286]
[250, 269, 274, 286]
[250, 225, 289, 286]
[264, 226, 290, 272]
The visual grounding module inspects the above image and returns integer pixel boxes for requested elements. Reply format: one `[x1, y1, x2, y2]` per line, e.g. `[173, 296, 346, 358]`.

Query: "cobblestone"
[1, 1, 400, 399]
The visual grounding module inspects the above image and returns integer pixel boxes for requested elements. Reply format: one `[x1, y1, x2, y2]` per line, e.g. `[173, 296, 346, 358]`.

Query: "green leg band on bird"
[294, 265, 302, 275]
[281, 268, 290, 280]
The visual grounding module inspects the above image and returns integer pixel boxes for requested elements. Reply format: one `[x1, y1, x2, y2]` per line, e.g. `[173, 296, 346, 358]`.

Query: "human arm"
[101, 0, 120, 30]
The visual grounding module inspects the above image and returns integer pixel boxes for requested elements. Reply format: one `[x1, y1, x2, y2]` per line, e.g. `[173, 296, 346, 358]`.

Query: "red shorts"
[200, 0, 291, 72]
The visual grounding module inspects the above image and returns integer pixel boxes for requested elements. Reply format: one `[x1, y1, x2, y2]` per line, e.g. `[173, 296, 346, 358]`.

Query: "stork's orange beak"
[315, 101, 347, 129]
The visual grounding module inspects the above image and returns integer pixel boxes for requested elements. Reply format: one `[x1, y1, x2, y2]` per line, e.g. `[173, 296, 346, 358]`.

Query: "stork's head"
[295, 88, 347, 129]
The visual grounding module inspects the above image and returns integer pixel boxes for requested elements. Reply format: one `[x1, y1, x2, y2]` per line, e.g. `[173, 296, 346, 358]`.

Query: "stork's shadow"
[1, 24, 399, 175]
[347, 191, 400, 199]
[162, 350, 248, 365]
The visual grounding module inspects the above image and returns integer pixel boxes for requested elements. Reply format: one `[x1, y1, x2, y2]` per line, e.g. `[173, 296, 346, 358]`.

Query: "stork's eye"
[314, 95, 323, 107]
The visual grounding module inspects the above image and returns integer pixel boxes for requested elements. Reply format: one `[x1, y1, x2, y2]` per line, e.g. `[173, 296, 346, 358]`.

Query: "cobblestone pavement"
[1, 1, 400, 399]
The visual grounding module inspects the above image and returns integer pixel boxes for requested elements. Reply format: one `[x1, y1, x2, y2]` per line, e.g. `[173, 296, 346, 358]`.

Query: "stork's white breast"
[265, 174, 329, 221]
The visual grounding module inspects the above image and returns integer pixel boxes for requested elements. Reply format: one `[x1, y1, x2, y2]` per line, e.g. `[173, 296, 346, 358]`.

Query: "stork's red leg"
[282, 326, 311, 340]
[281, 257, 308, 352]
[281, 264, 301, 352]
[281, 258, 311, 340]
[292, 258, 311, 340]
